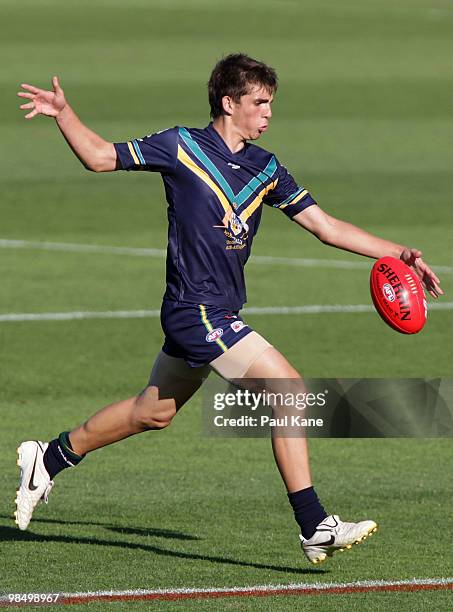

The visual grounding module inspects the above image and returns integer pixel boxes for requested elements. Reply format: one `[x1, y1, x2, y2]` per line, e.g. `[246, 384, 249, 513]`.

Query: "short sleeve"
[114, 127, 178, 173]
[263, 159, 317, 218]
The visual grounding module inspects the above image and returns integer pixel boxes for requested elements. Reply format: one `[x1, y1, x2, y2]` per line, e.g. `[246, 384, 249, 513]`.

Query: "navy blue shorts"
[161, 299, 253, 368]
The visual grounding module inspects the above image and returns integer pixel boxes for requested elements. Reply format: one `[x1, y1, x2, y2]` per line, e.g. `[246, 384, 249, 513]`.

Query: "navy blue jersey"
[114, 124, 316, 310]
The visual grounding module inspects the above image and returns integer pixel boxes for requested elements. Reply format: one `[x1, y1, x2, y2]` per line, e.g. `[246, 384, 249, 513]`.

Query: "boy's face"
[226, 84, 274, 141]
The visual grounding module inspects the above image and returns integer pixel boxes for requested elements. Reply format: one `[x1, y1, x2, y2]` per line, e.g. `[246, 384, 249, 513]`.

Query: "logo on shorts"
[206, 328, 223, 342]
[382, 283, 396, 302]
[231, 321, 246, 333]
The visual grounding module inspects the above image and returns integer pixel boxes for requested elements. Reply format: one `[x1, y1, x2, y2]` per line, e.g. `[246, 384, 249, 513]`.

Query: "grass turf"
[1, 0, 452, 609]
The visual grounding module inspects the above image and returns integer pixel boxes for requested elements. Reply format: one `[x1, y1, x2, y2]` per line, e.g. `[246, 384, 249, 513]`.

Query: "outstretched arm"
[293, 205, 443, 298]
[17, 77, 117, 172]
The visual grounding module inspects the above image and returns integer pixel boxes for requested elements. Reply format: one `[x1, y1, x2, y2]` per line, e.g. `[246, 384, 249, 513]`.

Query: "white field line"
[1, 238, 452, 273]
[0, 577, 452, 606]
[0, 239, 167, 258]
[59, 576, 453, 596]
[0, 310, 161, 322]
[0, 302, 452, 323]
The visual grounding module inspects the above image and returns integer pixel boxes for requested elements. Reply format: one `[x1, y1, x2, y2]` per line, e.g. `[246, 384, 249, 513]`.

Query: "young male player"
[15, 54, 442, 565]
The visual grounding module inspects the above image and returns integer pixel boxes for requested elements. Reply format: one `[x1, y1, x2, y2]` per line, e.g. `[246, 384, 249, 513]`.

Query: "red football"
[370, 256, 427, 334]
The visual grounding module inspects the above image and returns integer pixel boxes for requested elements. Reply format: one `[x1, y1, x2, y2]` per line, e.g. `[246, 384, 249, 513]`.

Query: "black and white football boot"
[300, 514, 378, 564]
[15, 441, 54, 530]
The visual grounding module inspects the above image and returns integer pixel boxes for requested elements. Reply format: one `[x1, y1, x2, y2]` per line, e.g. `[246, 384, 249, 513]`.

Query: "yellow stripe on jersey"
[279, 189, 308, 209]
[199, 304, 228, 353]
[239, 180, 278, 223]
[127, 141, 140, 166]
[177, 146, 230, 214]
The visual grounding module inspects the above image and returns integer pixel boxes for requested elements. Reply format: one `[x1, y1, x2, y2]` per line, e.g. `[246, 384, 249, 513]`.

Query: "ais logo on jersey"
[213, 209, 249, 251]
[206, 328, 223, 343]
[230, 212, 247, 237]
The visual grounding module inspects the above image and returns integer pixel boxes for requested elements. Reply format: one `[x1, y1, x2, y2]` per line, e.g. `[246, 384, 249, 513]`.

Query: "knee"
[132, 386, 177, 431]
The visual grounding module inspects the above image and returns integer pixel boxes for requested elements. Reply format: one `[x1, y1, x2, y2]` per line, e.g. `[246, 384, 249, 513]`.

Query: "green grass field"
[1, 0, 452, 609]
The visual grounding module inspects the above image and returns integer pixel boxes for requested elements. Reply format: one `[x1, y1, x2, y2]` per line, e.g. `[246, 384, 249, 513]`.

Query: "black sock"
[43, 432, 85, 479]
[288, 486, 328, 539]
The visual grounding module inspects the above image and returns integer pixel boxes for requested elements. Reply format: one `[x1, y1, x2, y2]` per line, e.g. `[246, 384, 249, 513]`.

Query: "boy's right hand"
[18, 76, 67, 119]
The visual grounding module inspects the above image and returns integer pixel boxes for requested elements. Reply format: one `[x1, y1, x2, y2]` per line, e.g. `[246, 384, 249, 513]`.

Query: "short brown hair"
[208, 53, 278, 119]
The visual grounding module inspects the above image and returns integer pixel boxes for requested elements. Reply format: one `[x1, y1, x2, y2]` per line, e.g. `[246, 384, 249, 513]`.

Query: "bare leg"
[14, 353, 208, 532]
[243, 347, 312, 493]
[69, 352, 209, 456]
[69, 388, 176, 455]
